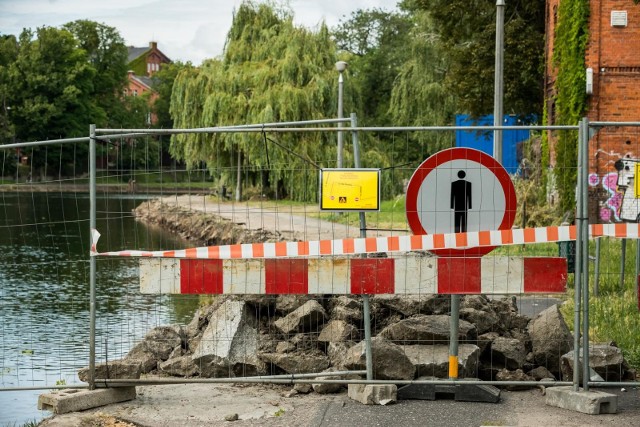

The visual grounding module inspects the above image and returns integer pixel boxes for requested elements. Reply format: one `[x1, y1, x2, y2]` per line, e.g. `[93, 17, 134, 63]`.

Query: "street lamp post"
[493, 0, 505, 164]
[336, 61, 347, 168]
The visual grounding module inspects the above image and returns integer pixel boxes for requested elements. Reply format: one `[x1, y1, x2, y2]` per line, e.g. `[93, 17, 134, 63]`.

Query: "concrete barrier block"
[545, 386, 617, 415]
[38, 387, 136, 414]
[348, 384, 397, 405]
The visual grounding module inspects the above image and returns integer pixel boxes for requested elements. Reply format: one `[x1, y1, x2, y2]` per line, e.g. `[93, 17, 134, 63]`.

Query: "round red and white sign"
[405, 148, 517, 256]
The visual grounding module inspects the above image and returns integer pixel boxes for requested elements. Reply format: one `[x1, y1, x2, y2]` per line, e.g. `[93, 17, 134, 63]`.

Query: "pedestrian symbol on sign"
[451, 170, 472, 233]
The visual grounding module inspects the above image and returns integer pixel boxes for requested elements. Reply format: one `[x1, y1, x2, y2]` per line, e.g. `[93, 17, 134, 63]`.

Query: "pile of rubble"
[79, 294, 635, 392]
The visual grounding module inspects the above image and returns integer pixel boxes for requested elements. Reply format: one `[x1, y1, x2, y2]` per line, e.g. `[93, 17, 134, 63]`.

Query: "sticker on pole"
[320, 168, 380, 211]
[405, 147, 517, 256]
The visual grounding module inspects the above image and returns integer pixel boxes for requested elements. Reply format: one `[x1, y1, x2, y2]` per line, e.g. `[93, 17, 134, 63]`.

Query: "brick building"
[546, 1, 640, 222]
[125, 42, 171, 123]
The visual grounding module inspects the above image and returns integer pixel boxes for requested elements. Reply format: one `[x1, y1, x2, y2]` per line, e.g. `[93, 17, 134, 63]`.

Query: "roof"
[129, 73, 155, 91]
[127, 46, 149, 63]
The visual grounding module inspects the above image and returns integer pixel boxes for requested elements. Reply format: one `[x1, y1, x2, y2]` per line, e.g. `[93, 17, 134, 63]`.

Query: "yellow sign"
[320, 168, 380, 211]
[636, 163, 640, 198]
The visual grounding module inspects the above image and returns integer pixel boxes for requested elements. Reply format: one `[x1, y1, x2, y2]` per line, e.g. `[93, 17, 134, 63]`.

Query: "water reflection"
[0, 192, 199, 425]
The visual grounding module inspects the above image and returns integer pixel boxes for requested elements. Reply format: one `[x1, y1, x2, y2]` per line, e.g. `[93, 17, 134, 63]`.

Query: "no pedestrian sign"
[320, 168, 380, 211]
[405, 148, 517, 256]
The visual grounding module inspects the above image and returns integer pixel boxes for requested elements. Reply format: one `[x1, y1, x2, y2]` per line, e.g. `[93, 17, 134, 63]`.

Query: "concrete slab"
[397, 382, 500, 403]
[38, 387, 136, 414]
[545, 386, 617, 415]
[347, 384, 397, 405]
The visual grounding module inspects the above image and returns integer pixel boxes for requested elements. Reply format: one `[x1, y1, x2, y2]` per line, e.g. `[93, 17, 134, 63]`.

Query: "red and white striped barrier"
[93, 223, 640, 260]
[139, 256, 567, 295]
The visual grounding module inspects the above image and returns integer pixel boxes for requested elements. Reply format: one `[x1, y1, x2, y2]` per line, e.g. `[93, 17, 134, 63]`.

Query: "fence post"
[89, 124, 97, 390]
[573, 119, 583, 391]
[580, 117, 590, 391]
[620, 238, 627, 291]
[594, 238, 600, 297]
[351, 113, 373, 381]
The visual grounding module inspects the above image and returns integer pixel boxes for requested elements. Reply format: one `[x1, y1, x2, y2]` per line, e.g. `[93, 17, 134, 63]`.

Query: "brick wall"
[547, 0, 640, 222]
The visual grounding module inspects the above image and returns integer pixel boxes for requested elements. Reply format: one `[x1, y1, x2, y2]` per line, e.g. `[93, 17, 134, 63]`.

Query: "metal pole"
[493, 0, 505, 163]
[573, 120, 583, 391]
[581, 117, 590, 391]
[449, 295, 460, 379]
[620, 238, 627, 291]
[89, 124, 97, 390]
[636, 239, 640, 305]
[351, 113, 373, 381]
[594, 238, 601, 297]
[337, 65, 346, 168]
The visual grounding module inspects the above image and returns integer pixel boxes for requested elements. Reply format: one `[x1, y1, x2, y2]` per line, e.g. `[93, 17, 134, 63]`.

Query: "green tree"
[63, 20, 130, 127]
[405, 0, 545, 119]
[170, 1, 361, 201]
[153, 61, 188, 129]
[332, 8, 413, 126]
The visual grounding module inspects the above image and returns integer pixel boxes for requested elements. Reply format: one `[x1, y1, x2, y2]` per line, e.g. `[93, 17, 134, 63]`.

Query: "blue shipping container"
[455, 114, 530, 174]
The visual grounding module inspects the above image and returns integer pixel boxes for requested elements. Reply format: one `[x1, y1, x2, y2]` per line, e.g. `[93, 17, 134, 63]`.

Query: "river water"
[0, 192, 198, 426]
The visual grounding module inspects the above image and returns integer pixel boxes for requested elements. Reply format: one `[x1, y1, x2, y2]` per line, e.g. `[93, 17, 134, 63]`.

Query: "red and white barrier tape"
[139, 256, 567, 295]
[90, 223, 640, 260]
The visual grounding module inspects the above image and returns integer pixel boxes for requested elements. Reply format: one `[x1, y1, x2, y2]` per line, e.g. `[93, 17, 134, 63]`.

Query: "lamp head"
[335, 61, 348, 72]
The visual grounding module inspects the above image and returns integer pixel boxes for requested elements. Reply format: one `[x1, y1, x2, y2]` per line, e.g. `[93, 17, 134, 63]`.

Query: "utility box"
[455, 115, 531, 174]
[558, 240, 576, 274]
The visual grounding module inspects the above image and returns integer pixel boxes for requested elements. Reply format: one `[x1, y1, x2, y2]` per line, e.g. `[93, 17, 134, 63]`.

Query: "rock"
[459, 307, 499, 334]
[125, 342, 158, 373]
[168, 345, 184, 360]
[318, 320, 359, 343]
[290, 333, 321, 352]
[329, 296, 363, 324]
[528, 304, 573, 375]
[276, 341, 297, 354]
[461, 295, 491, 311]
[561, 344, 629, 381]
[509, 314, 531, 331]
[378, 315, 477, 344]
[239, 295, 276, 310]
[342, 337, 415, 380]
[275, 295, 314, 314]
[477, 332, 500, 356]
[260, 350, 330, 374]
[191, 299, 264, 377]
[490, 337, 527, 370]
[401, 344, 480, 378]
[312, 368, 346, 394]
[140, 326, 183, 361]
[274, 300, 326, 334]
[78, 360, 141, 383]
[224, 413, 239, 421]
[348, 384, 397, 405]
[495, 369, 536, 390]
[158, 355, 198, 377]
[527, 366, 556, 381]
[327, 341, 356, 367]
[371, 295, 450, 316]
[293, 383, 313, 394]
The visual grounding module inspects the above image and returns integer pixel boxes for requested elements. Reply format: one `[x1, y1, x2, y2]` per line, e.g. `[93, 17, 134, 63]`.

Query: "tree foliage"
[552, 0, 590, 214]
[0, 22, 151, 176]
[170, 1, 370, 200]
[404, 0, 545, 119]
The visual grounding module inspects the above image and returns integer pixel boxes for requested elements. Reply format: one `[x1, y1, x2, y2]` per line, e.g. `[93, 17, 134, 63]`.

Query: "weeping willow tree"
[170, 1, 359, 201]
[388, 9, 456, 165]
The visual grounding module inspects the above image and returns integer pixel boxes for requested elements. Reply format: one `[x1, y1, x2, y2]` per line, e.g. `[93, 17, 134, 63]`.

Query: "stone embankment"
[133, 199, 281, 245]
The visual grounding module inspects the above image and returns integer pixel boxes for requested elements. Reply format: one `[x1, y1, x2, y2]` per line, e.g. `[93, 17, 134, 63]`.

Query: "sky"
[0, 0, 399, 65]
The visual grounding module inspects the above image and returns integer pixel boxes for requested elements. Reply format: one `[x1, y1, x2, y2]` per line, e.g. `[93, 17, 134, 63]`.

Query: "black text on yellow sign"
[319, 168, 381, 211]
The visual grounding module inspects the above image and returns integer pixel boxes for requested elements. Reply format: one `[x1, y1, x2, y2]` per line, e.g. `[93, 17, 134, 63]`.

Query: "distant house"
[125, 41, 171, 123]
